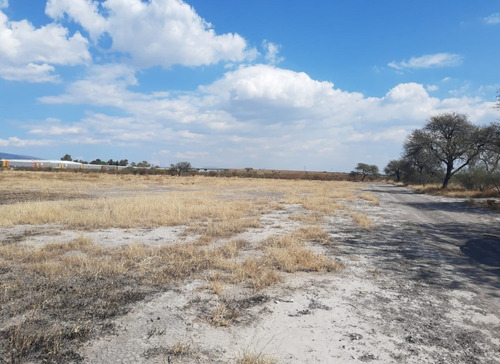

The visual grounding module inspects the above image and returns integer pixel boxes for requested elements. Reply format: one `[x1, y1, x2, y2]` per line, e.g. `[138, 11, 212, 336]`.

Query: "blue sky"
[1, 0, 499, 171]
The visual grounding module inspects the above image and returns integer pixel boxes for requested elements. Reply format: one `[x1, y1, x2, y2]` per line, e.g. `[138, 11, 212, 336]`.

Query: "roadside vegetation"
[383, 112, 500, 192]
[0, 171, 375, 363]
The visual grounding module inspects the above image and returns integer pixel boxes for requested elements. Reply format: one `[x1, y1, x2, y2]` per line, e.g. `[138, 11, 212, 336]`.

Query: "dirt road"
[79, 183, 500, 363]
[324, 183, 500, 363]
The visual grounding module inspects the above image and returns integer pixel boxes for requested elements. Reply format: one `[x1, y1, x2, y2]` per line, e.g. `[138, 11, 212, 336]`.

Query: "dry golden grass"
[208, 279, 227, 295]
[0, 170, 143, 195]
[143, 340, 191, 360]
[283, 189, 353, 210]
[0, 171, 365, 362]
[260, 232, 338, 273]
[0, 171, 361, 234]
[357, 192, 380, 205]
[208, 302, 239, 326]
[293, 226, 332, 244]
[240, 260, 283, 290]
[237, 352, 277, 364]
[168, 341, 191, 356]
[349, 213, 373, 229]
[288, 211, 324, 224]
[408, 183, 474, 197]
[0, 231, 339, 360]
[0, 193, 258, 230]
[406, 183, 500, 198]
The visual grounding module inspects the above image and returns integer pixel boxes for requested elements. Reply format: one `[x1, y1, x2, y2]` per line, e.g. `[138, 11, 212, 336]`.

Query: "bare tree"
[169, 161, 192, 176]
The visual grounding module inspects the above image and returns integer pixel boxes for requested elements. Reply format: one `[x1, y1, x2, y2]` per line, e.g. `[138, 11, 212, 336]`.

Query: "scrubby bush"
[456, 167, 500, 193]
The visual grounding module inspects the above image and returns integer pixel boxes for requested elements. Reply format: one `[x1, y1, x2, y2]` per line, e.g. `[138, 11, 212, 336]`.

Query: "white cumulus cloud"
[45, 0, 254, 68]
[388, 53, 463, 70]
[36, 63, 498, 171]
[0, 10, 90, 82]
[201, 64, 336, 108]
[45, 0, 107, 40]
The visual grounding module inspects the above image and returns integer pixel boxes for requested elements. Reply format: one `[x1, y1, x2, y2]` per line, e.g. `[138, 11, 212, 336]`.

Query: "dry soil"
[2, 182, 500, 363]
[79, 183, 500, 363]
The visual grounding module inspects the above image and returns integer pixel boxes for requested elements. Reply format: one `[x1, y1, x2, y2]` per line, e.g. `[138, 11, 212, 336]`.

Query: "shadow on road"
[460, 238, 500, 267]
[404, 201, 492, 215]
[335, 220, 500, 300]
[342, 183, 500, 298]
[362, 187, 416, 195]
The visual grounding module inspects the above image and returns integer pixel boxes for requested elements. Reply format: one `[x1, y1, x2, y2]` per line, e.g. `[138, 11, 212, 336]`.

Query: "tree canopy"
[169, 161, 192, 176]
[383, 160, 404, 182]
[350, 163, 379, 181]
[387, 112, 499, 190]
[404, 113, 494, 189]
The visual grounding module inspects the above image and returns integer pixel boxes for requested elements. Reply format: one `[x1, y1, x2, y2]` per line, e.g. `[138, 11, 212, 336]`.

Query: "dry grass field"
[388, 181, 499, 199]
[399, 183, 500, 210]
[0, 171, 373, 363]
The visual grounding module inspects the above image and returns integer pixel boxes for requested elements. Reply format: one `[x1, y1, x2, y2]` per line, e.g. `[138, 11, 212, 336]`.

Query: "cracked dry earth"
[74, 183, 500, 364]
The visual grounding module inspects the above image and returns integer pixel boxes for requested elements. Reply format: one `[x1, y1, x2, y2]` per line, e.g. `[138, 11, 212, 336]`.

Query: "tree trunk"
[441, 163, 454, 189]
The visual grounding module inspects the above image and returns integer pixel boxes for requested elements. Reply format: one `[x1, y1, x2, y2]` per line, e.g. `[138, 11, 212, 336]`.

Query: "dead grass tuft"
[208, 302, 239, 326]
[408, 183, 500, 198]
[169, 341, 191, 356]
[143, 341, 191, 360]
[349, 213, 373, 229]
[237, 351, 277, 364]
[207, 279, 227, 295]
[234, 259, 283, 291]
[357, 192, 380, 205]
[288, 211, 324, 224]
[293, 226, 332, 244]
[260, 230, 340, 273]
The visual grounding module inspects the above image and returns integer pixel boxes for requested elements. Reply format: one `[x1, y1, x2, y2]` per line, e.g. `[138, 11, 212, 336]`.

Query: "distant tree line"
[384, 111, 500, 191]
[61, 154, 130, 166]
[60, 155, 194, 175]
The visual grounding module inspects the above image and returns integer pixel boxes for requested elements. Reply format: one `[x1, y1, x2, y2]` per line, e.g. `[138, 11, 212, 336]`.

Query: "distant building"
[194, 167, 229, 173]
[0, 157, 126, 170]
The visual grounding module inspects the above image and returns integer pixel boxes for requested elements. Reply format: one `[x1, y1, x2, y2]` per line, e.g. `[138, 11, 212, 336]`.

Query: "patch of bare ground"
[2, 173, 499, 363]
[0, 172, 349, 363]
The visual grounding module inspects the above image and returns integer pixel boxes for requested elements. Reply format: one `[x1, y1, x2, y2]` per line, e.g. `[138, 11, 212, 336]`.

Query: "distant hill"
[0, 152, 43, 160]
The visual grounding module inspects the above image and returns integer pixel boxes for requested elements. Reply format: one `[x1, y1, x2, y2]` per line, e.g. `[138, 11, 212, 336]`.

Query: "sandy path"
[79, 183, 500, 363]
